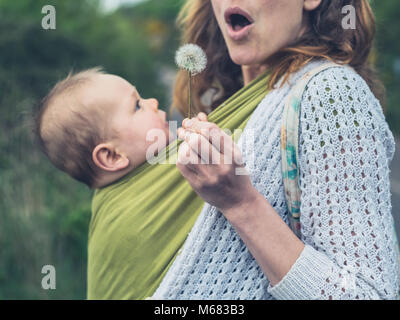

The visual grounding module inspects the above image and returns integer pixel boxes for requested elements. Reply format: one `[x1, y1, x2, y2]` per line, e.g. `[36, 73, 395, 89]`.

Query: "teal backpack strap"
[280, 61, 344, 239]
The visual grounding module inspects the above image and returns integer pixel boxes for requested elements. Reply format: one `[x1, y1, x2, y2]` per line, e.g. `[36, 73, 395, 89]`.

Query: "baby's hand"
[178, 112, 208, 140]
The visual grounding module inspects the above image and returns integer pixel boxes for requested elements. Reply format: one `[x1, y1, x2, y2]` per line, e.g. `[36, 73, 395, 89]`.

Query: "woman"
[152, 0, 399, 299]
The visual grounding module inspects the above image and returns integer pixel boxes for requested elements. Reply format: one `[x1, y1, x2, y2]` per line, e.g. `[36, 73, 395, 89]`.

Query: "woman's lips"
[224, 7, 254, 41]
[224, 7, 254, 24]
[226, 23, 254, 41]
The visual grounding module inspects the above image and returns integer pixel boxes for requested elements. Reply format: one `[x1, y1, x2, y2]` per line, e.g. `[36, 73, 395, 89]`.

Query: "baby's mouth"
[158, 110, 167, 123]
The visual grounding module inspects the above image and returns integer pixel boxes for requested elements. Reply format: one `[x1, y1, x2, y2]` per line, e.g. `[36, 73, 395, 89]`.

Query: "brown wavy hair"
[170, 0, 385, 118]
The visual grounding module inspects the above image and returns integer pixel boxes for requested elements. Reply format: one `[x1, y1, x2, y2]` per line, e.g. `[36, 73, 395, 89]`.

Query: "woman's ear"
[303, 0, 321, 11]
[92, 143, 130, 172]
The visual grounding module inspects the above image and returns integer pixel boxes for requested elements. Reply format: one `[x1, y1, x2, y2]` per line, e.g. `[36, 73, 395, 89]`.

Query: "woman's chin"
[229, 50, 258, 67]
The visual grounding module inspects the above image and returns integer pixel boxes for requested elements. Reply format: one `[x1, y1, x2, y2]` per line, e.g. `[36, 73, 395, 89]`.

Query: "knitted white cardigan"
[152, 59, 399, 300]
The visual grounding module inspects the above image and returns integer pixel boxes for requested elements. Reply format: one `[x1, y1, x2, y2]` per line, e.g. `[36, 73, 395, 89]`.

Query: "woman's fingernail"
[185, 119, 192, 127]
[177, 128, 183, 140]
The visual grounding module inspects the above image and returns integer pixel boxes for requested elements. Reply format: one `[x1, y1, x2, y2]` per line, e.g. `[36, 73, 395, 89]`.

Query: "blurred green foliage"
[373, 1, 400, 134]
[0, 0, 398, 299]
[0, 0, 181, 299]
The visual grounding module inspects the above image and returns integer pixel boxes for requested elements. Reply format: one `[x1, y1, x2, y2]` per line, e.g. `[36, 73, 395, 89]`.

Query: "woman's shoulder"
[283, 59, 374, 103]
[296, 59, 382, 123]
[292, 59, 369, 96]
[297, 59, 396, 163]
[303, 61, 372, 100]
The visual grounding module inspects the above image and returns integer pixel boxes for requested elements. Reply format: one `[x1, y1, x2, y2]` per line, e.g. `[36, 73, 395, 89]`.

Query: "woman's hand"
[177, 113, 305, 289]
[176, 113, 258, 214]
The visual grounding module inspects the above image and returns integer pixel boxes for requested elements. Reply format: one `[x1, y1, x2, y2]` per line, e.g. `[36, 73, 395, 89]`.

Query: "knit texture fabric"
[152, 59, 398, 300]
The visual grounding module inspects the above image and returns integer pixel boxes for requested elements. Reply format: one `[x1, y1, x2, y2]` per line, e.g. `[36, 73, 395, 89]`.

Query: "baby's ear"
[92, 143, 129, 172]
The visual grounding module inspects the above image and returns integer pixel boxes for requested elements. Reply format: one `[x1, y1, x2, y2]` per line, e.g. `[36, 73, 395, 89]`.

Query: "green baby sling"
[87, 71, 271, 299]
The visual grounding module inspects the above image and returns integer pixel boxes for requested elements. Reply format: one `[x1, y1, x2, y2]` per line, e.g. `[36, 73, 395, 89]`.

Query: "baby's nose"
[147, 98, 159, 111]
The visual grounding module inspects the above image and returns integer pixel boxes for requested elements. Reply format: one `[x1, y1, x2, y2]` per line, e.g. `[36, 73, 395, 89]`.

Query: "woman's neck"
[241, 64, 269, 86]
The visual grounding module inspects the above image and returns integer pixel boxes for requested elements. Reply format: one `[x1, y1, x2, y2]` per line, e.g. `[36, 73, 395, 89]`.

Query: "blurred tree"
[373, 1, 400, 134]
[120, 0, 183, 65]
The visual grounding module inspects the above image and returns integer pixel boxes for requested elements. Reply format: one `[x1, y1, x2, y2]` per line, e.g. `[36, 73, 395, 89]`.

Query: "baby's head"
[35, 67, 173, 189]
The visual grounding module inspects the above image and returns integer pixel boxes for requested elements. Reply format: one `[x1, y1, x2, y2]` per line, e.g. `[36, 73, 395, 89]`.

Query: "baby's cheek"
[145, 126, 169, 147]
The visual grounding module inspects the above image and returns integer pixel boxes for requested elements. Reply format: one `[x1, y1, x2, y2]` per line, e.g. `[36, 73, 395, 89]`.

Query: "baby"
[35, 67, 205, 189]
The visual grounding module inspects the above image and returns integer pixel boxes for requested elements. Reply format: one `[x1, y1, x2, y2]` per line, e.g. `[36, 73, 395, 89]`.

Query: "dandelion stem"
[188, 72, 192, 119]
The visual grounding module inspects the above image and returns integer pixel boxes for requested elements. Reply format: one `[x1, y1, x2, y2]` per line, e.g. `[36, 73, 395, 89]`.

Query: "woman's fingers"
[177, 127, 185, 140]
[179, 116, 244, 168]
[177, 141, 201, 170]
[182, 118, 234, 155]
[196, 112, 208, 122]
[178, 113, 207, 140]
[182, 112, 208, 127]
[185, 131, 221, 165]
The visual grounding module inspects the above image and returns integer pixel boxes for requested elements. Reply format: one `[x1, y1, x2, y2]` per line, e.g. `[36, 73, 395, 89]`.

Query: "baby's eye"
[135, 99, 141, 112]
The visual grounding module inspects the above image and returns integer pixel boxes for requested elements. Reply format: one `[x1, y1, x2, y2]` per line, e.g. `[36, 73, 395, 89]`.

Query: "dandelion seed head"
[175, 43, 207, 76]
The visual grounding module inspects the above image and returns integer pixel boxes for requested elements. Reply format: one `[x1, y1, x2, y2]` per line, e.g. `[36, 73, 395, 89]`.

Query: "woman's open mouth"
[224, 7, 254, 41]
